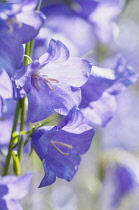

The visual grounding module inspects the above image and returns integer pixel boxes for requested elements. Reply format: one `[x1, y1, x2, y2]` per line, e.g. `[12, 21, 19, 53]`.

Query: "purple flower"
[102, 151, 139, 208]
[0, 0, 45, 44]
[34, 0, 124, 59]
[32, 106, 95, 187]
[80, 56, 139, 127]
[73, 0, 125, 43]
[15, 39, 92, 122]
[34, 3, 96, 58]
[0, 172, 32, 210]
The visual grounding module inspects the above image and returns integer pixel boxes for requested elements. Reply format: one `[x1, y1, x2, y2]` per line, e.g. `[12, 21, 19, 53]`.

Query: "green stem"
[17, 98, 25, 160]
[17, 41, 32, 162]
[17, 39, 35, 162]
[3, 102, 20, 176]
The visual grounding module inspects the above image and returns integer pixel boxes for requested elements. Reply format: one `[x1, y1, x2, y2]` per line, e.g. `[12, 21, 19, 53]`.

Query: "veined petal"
[39, 39, 70, 64]
[40, 57, 92, 87]
[27, 81, 81, 122]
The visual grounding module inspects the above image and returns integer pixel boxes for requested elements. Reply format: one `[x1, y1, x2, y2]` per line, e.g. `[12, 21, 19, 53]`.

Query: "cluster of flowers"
[0, 0, 138, 209]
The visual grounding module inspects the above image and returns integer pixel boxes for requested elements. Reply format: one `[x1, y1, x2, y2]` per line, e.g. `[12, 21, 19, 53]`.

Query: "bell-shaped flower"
[15, 39, 92, 122]
[0, 172, 32, 210]
[80, 56, 139, 127]
[32, 106, 95, 187]
[0, 0, 45, 44]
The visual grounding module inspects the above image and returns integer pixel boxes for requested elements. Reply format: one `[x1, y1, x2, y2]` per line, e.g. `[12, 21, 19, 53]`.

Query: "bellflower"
[15, 39, 92, 122]
[34, 0, 124, 60]
[0, 0, 45, 44]
[0, 172, 32, 210]
[32, 106, 95, 187]
[73, 0, 125, 43]
[80, 56, 139, 127]
[102, 150, 139, 208]
[34, 3, 96, 58]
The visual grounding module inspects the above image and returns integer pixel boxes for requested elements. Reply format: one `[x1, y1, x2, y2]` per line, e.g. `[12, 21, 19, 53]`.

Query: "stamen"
[50, 140, 72, 156]
[43, 78, 59, 90]
[47, 78, 59, 83]
[44, 78, 54, 90]
[51, 141, 72, 148]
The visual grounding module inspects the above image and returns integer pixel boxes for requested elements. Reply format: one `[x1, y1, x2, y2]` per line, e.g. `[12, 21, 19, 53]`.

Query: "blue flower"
[73, 0, 125, 43]
[102, 150, 139, 208]
[80, 56, 139, 127]
[34, 0, 125, 59]
[32, 106, 95, 187]
[0, 0, 45, 44]
[15, 39, 92, 122]
[0, 172, 32, 210]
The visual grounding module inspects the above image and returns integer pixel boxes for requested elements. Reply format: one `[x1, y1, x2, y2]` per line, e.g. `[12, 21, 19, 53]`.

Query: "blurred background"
[20, 0, 139, 209]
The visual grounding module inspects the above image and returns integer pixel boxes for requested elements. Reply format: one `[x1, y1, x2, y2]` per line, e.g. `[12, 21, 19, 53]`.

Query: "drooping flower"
[0, 0, 45, 44]
[15, 39, 92, 122]
[0, 172, 32, 210]
[80, 56, 139, 127]
[32, 106, 95, 187]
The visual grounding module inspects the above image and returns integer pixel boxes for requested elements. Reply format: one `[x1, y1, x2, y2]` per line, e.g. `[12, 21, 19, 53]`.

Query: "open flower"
[32, 106, 95, 187]
[0, 0, 45, 43]
[15, 39, 92, 122]
[0, 172, 32, 210]
[80, 56, 139, 127]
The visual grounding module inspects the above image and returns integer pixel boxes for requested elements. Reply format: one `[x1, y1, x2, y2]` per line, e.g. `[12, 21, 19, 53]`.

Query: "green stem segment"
[17, 98, 25, 160]
[3, 102, 20, 176]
